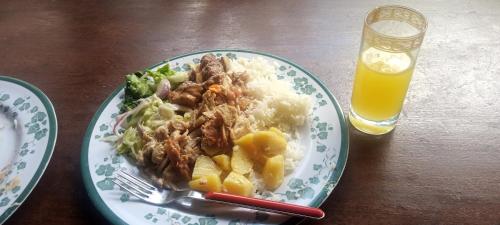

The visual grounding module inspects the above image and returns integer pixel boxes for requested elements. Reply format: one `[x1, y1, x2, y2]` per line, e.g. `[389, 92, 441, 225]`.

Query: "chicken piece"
[203, 90, 226, 108]
[137, 123, 154, 143]
[217, 104, 239, 127]
[155, 125, 169, 140]
[203, 73, 225, 88]
[163, 131, 200, 181]
[232, 115, 253, 140]
[200, 104, 239, 152]
[228, 72, 249, 87]
[200, 54, 217, 69]
[200, 54, 225, 82]
[168, 81, 203, 108]
[150, 142, 166, 165]
[190, 111, 208, 130]
[201, 112, 225, 150]
[189, 65, 203, 83]
[168, 119, 190, 133]
[220, 56, 231, 72]
[163, 138, 190, 180]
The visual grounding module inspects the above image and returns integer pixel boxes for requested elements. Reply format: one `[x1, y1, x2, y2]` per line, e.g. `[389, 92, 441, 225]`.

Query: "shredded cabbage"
[116, 95, 179, 157]
[117, 127, 142, 156]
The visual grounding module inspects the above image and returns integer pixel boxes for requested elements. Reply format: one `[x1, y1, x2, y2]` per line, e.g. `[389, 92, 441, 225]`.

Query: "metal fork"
[112, 169, 325, 219]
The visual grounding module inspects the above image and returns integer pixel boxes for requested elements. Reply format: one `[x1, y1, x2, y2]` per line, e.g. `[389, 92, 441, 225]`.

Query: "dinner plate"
[0, 76, 57, 223]
[81, 50, 348, 225]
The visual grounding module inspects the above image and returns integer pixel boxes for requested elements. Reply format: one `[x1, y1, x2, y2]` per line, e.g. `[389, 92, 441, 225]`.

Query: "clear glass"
[349, 5, 427, 135]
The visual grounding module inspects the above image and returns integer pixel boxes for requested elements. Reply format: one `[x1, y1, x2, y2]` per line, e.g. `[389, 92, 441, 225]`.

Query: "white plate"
[81, 50, 348, 225]
[0, 76, 57, 223]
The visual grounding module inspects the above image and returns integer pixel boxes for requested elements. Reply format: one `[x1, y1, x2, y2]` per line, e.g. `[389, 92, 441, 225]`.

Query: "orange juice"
[350, 47, 414, 134]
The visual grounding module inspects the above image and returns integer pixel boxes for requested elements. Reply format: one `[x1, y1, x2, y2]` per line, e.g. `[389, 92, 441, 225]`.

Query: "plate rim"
[80, 49, 349, 225]
[0, 75, 58, 224]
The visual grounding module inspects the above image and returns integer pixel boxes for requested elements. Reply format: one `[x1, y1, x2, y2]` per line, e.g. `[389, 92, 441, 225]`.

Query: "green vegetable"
[121, 64, 180, 112]
[122, 72, 153, 112]
[116, 95, 179, 157]
[117, 127, 142, 157]
[157, 64, 176, 76]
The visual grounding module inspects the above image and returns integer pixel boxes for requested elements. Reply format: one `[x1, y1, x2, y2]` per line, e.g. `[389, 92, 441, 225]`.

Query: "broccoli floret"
[127, 73, 154, 97]
[121, 72, 155, 112]
[120, 64, 180, 112]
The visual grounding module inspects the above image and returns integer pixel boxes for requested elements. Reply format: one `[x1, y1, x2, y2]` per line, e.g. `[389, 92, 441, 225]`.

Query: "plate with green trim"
[0, 76, 57, 223]
[81, 50, 348, 225]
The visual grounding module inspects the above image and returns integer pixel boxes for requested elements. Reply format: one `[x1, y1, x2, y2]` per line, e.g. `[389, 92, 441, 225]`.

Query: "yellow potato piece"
[234, 133, 258, 156]
[269, 127, 285, 138]
[189, 174, 222, 192]
[222, 172, 254, 197]
[262, 154, 285, 190]
[253, 131, 287, 157]
[192, 155, 222, 179]
[231, 146, 253, 175]
[212, 154, 231, 171]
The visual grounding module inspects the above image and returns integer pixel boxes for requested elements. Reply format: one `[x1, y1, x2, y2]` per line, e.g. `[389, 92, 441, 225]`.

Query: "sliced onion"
[156, 79, 171, 99]
[113, 99, 150, 135]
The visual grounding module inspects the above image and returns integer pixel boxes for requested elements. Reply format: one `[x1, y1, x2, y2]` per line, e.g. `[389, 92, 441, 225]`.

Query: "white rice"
[231, 57, 311, 133]
[230, 57, 310, 193]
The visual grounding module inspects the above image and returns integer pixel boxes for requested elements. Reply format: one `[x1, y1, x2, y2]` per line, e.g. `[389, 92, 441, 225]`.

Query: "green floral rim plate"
[0, 76, 57, 224]
[81, 49, 349, 225]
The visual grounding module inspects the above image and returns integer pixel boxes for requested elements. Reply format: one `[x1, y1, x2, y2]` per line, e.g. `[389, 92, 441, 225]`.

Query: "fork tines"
[112, 169, 156, 199]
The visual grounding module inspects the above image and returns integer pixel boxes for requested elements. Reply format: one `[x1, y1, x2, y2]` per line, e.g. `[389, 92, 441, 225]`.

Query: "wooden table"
[2, 0, 499, 224]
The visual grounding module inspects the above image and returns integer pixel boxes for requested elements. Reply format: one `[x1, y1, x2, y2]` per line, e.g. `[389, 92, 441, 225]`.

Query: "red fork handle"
[205, 192, 325, 219]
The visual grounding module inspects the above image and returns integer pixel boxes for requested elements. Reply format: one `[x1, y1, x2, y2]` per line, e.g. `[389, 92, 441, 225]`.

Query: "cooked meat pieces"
[201, 112, 227, 151]
[228, 72, 249, 87]
[203, 89, 227, 108]
[216, 104, 239, 126]
[221, 56, 231, 72]
[130, 54, 255, 186]
[155, 125, 169, 140]
[203, 73, 225, 88]
[168, 120, 189, 133]
[168, 81, 203, 108]
[200, 105, 239, 152]
[154, 120, 188, 140]
[200, 54, 225, 82]
[163, 132, 199, 180]
[189, 67, 203, 84]
[150, 142, 166, 165]
[200, 54, 217, 70]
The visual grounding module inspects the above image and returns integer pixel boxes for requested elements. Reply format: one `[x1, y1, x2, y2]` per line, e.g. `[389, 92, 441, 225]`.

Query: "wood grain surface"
[1, 0, 499, 224]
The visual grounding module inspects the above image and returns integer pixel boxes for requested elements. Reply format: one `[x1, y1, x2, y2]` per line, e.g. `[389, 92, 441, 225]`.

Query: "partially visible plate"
[0, 76, 57, 223]
[81, 49, 348, 225]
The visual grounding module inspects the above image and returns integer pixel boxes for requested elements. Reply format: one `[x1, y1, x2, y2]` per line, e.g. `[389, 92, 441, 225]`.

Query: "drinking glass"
[349, 5, 427, 135]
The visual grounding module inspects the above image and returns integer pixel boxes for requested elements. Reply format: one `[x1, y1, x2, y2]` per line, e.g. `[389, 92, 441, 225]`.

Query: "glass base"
[349, 107, 398, 135]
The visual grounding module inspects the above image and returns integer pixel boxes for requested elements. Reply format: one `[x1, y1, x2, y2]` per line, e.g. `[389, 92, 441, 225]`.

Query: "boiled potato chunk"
[262, 154, 285, 190]
[212, 154, 231, 171]
[192, 155, 222, 179]
[234, 133, 258, 156]
[231, 146, 253, 175]
[269, 127, 285, 138]
[222, 172, 254, 197]
[253, 131, 287, 157]
[189, 174, 222, 192]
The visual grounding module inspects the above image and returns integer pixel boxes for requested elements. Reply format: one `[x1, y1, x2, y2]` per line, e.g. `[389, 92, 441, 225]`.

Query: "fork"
[112, 169, 325, 219]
